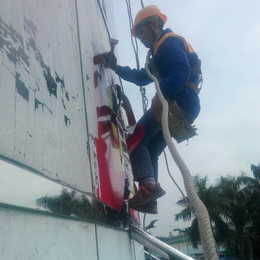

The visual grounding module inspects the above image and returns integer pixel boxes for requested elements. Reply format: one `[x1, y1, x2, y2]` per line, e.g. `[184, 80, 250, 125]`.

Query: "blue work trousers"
[129, 108, 166, 182]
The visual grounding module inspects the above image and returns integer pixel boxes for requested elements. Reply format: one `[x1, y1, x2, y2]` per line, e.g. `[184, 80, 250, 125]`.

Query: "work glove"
[151, 94, 162, 122]
[105, 51, 118, 71]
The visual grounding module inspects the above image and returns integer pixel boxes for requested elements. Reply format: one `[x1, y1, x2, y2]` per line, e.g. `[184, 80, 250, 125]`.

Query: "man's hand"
[105, 51, 118, 71]
[151, 95, 162, 122]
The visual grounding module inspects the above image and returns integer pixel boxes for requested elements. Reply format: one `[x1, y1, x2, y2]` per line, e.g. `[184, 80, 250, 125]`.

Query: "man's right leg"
[128, 109, 166, 212]
[147, 130, 167, 182]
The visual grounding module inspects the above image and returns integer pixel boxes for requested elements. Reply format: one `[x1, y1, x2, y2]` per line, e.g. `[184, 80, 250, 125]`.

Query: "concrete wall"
[0, 0, 93, 193]
[0, 0, 127, 200]
[0, 1, 142, 258]
[0, 203, 144, 260]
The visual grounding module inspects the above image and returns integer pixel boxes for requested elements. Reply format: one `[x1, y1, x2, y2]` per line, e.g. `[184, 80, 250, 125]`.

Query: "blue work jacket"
[115, 28, 201, 123]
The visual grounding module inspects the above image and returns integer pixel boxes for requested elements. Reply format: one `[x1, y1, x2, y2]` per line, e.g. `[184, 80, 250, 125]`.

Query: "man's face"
[135, 23, 154, 49]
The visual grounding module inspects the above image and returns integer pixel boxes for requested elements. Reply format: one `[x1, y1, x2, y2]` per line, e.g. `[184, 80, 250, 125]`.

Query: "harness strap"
[188, 59, 202, 94]
[149, 57, 202, 95]
[153, 32, 195, 55]
[186, 80, 201, 95]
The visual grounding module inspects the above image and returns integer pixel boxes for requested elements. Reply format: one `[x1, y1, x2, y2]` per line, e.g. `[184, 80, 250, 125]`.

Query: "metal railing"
[144, 250, 162, 260]
[130, 225, 194, 260]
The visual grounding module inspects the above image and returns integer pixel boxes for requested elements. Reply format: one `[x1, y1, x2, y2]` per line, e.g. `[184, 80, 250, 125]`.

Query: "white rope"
[145, 50, 218, 260]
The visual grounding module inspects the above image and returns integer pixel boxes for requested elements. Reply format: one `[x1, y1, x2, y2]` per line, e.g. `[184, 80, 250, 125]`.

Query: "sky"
[0, 0, 260, 238]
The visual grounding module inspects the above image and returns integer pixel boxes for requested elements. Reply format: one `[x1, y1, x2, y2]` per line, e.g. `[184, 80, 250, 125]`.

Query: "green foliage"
[175, 163, 260, 260]
[36, 189, 120, 226]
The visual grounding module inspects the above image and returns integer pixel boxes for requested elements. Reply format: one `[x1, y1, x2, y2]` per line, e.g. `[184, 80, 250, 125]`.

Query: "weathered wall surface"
[0, 1, 142, 259]
[0, 0, 130, 211]
[0, 0, 92, 192]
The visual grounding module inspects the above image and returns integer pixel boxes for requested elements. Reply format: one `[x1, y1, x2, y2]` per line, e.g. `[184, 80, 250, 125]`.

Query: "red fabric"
[126, 124, 144, 153]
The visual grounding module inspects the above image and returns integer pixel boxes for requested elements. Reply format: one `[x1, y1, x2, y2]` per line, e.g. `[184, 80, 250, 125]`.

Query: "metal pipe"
[130, 225, 194, 260]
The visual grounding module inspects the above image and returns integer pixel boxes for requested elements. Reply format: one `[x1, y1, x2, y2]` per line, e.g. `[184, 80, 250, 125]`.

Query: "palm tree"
[175, 166, 260, 260]
[215, 175, 252, 260]
[249, 164, 260, 260]
[236, 164, 260, 259]
[175, 175, 227, 248]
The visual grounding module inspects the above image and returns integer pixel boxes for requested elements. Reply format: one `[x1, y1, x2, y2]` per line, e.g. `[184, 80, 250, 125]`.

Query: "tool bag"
[167, 100, 197, 143]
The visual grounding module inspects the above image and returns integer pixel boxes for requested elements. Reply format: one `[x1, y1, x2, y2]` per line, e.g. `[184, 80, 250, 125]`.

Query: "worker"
[106, 5, 201, 214]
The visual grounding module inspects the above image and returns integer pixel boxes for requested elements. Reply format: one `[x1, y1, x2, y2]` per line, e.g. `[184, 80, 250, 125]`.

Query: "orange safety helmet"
[131, 5, 167, 37]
